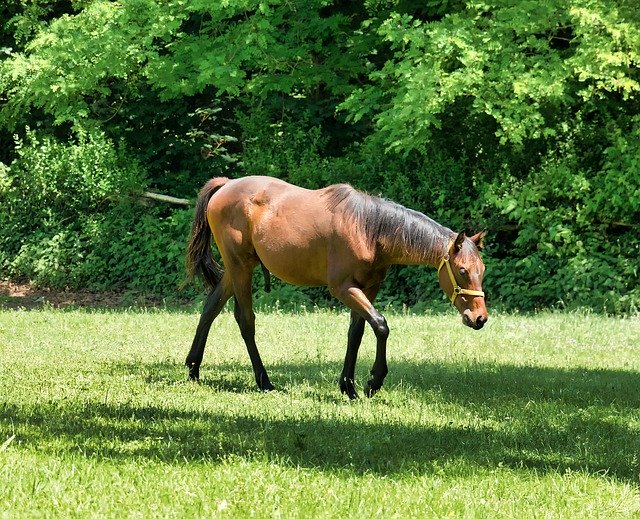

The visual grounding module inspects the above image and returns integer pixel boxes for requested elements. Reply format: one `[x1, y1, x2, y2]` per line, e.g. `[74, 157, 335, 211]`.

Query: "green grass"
[1, 307, 639, 517]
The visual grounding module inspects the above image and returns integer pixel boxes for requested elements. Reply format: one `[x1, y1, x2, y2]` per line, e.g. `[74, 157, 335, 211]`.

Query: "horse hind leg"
[232, 267, 274, 392]
[339, 311, 366, 400]
[185, 276, 233, 380]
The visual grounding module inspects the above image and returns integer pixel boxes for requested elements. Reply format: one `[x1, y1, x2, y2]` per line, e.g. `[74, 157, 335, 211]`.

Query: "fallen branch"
[609, 221, 634, 229]
[141, 191, 191, 206]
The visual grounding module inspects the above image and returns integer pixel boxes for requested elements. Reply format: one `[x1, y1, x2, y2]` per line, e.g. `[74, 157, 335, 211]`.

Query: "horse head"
[438, 231, 488, 330]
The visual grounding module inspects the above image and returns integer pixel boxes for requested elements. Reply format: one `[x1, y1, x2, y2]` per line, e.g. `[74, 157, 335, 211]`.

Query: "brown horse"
[185, 175, 487, 399]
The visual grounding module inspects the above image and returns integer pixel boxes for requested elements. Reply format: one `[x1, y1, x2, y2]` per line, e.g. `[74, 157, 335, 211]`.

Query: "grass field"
[1, 305, 639, 517]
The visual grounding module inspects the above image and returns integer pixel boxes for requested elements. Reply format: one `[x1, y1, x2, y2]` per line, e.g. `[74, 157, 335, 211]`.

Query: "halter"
[438, 254, 485, 305]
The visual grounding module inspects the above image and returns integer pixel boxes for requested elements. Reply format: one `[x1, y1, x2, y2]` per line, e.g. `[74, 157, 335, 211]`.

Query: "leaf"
[1, 435, 16, 451]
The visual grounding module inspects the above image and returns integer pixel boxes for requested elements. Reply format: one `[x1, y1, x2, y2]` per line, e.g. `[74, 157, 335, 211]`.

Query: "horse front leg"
[365, 313, 389, 398]
[185, 279, 233, 380]
[333, 283, 389, 398]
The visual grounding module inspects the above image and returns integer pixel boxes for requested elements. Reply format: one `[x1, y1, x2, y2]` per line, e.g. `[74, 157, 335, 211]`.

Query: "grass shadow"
[3, 358, 639, 484]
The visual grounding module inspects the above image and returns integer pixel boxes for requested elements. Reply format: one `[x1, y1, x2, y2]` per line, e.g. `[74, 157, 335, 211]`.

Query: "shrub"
[481, 123, 640, 314]
[0, 127, 144, 288]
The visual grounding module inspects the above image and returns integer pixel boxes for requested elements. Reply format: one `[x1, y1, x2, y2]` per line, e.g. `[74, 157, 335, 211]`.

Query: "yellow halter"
[438, 254, 485, 305]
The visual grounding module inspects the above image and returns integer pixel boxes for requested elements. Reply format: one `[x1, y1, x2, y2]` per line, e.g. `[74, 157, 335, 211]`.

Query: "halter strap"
[438, 255, 485, 305]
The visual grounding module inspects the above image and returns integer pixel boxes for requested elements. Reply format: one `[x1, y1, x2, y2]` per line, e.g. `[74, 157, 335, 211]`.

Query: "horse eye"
[459, 268, 467, 276]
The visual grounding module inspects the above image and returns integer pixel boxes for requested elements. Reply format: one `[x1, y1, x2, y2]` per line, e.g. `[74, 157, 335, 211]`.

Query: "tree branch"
[141, 191, 191, 206]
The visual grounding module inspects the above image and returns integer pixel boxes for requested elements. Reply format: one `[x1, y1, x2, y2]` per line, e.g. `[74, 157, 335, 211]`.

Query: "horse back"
[206, 176, 376, 287]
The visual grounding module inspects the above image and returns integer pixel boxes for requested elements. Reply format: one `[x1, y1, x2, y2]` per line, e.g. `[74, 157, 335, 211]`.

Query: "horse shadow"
[3, 358, 639, 484]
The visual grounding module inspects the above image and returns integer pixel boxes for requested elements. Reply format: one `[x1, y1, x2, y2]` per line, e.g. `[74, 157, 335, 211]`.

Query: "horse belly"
[254, 237, 329, 286]
[251, 207, 330, 286]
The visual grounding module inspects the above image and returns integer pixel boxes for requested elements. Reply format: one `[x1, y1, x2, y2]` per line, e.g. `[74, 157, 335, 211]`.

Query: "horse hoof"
[257, 374, 275, 392]
[341, 387, 359, 400]
[365, 380, 380, 398]
[340, 378, 359, 400]
[260, 382, 275, 393]
[187, 363, 200, 381]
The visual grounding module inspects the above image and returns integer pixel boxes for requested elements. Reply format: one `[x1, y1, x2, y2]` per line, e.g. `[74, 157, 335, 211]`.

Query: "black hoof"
[365, 379, 381, 398]
[340, 377, 359, 400]
[259, 381, 275, 393]
[256, 371, 274, 392]
[187, 362, 200, 381]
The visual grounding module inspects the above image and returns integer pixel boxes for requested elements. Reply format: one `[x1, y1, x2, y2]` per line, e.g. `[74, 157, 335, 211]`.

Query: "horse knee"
[371, 315, 389, 340]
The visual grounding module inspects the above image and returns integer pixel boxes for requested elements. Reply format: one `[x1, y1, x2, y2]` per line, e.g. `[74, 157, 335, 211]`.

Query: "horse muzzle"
[463, 310, 487, 330]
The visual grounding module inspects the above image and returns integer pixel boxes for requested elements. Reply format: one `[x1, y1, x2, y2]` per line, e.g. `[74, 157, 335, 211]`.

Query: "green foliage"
[341, 0, 640, 152]
[1, 1, 155, 128]
[1, 1, 81, 52]
[0, 127, 145, 280]
[4, 127, 143, 221]
[145, 0, 363, 101]
[1, 0, 639, 313]
[0, 0, 364, 130]
[103, 93, 242, 198]
[481, 116, 640, 313]
[592, 116, 640, 222]
[77, 205, 194, 293]
[0, 127, 193, 294]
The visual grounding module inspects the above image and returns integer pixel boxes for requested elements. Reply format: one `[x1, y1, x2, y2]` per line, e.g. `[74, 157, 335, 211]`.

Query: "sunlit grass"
[1, 307, 639, 517]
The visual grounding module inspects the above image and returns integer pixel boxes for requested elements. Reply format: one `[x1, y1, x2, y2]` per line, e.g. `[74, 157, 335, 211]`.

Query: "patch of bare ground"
[0, 280, 187, 310]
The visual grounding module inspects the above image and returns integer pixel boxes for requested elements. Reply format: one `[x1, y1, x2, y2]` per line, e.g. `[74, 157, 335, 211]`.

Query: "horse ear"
[470, 230, 487, 251]
[454, 231, 466, 253]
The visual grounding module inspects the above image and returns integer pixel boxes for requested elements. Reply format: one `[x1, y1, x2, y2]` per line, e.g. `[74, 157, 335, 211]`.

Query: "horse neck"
[381, 214, 455, 268]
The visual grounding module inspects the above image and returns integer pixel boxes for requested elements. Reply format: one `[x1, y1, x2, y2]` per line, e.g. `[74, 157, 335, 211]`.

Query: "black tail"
[185, 177, 229, 291]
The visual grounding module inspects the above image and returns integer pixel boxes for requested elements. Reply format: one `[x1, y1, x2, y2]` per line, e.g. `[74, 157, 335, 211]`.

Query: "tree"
[341, 0, 640, 151]
[1, 0, 638, 311]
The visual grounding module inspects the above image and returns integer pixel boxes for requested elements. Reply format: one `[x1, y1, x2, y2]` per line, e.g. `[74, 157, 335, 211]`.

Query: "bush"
[3, 111, 639, 315]
[1, 127, 145, 267]
[0, 127, 193, 295]
[75, 204, 195, 294]
[3, 127, 143, 221]
[481, 122, 640, 314]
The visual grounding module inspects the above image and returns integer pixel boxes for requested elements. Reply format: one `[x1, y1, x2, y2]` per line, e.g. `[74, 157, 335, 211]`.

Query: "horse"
[184, 175, 488, 399]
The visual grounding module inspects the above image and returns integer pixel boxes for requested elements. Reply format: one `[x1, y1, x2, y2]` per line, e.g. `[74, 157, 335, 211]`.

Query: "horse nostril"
[475, 315, 486, 329]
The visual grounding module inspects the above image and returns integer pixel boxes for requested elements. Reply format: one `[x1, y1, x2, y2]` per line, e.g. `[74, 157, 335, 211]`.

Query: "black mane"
[323, 184, 452, 261]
